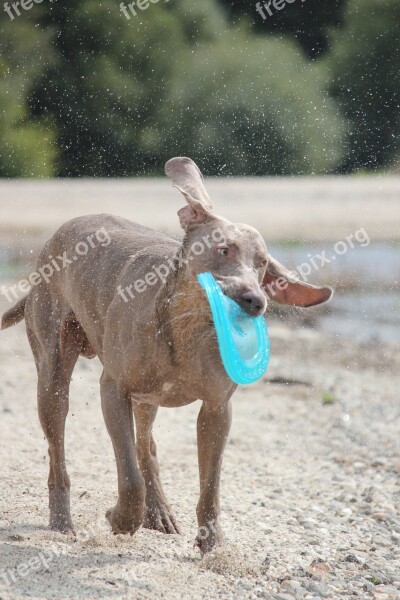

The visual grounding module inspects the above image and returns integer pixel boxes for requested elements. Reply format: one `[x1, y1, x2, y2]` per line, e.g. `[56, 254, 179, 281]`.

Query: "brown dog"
[1, 158, 332, 553]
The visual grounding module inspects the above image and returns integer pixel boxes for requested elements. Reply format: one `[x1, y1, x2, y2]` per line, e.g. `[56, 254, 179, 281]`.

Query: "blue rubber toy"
[197, 272, 270, 385]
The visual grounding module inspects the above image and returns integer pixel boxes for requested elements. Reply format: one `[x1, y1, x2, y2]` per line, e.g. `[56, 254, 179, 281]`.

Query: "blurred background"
[0, 0, 399, 341]
[1, 0, 400, 177]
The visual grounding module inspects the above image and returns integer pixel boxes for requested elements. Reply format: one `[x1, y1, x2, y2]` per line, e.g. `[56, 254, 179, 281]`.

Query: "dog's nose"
[239, 289, 266, 317]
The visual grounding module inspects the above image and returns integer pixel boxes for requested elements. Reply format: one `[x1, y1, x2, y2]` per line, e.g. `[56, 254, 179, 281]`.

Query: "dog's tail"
[1, 296, 27, 330]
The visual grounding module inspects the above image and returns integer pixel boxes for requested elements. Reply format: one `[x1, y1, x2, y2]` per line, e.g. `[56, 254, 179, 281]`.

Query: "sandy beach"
[0, 178, 399, 600]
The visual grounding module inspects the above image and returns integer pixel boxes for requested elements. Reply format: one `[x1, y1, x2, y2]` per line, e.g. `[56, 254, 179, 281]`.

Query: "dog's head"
[165, 157, 333, 317]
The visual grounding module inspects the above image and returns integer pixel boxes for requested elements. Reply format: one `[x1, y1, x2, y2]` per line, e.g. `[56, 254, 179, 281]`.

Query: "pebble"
[374, 585, 400, 597]
[280, 580, 305, 599]
[304, 582, 330, 598]
[372, 512, 390, 521]
[305, 562, 331, 580]
[341, 507, 353, 516]
[362, 582, 374, 592]
[239, 580, 253, 591]
[345, 554, 363, 564]
[305, 538, 320, 546]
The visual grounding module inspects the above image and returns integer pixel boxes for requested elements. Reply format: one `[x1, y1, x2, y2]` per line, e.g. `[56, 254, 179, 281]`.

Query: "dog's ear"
[165, 157, 215, 229]
[263, 255, 333, 307]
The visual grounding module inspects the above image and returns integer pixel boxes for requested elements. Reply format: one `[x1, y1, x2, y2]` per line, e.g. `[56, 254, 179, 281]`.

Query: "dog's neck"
[156, 259, 216, 368]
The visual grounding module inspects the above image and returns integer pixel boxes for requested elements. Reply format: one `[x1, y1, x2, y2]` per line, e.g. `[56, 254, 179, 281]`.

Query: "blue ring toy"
[197, 272, 270, 385]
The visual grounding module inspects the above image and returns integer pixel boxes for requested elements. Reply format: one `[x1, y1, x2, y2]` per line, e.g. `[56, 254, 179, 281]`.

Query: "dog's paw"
[49, 516, 75, 535]
[194, 522, 224, 555]
[143, 502, 181, 535]
[106, 506, 142, 536]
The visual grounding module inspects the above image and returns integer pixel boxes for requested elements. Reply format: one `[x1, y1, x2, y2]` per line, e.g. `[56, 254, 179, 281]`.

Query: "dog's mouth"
[212, 277, 266, 318]
[222, 290, 266, 318]
[237, 303, 266, 318]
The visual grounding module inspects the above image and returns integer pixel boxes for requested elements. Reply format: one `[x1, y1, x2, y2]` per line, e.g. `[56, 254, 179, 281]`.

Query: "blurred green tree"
[26, 0, 345, 176]
[29, 0, 223, 176]
[330, 0, 400, 172]
[217, 0, 348, 58]
[0, 18, 56, 177]
[160, 30, 345, 175]
[29, 1, 176, 176]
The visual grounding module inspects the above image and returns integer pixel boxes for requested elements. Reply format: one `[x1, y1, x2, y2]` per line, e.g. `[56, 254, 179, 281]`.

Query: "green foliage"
[161, 31, 345, 175]
[0, 0, 396, 177]
[27, 1, 345, 176]
[0, 18, 57, 177]
[322, 392, 337, 405]
[329, 0, 400, 172]
[28, 0, 188, 175]
[23, 0, 228, 176]
[217, 0, 348, 58]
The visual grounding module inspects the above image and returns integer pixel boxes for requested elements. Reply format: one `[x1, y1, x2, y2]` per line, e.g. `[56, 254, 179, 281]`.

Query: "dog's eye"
[217, 247, 229, 257]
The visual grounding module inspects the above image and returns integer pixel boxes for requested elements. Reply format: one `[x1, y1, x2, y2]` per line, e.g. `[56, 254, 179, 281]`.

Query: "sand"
[1, 312, 399, 599]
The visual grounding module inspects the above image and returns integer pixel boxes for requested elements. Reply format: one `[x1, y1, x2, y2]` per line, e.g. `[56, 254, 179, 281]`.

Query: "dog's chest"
[131, 343, 232, 406]
[128, 283, 234, 404]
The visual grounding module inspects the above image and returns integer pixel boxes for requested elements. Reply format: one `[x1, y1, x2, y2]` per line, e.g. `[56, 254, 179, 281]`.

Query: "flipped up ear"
[263, 255, 333, 307]
[165, 157, 215, 229]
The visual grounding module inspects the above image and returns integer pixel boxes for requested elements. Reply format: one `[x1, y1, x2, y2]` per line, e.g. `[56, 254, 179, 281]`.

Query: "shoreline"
[1, 177, 399, 243]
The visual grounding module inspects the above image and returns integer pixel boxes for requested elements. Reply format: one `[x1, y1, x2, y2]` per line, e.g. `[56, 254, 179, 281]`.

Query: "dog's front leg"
[134, 402, 181, 534]
[195, 398, 232, 554]
[100, 372, 145, 535]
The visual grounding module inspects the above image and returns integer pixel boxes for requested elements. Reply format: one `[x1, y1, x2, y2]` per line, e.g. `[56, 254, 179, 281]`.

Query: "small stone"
[280, 579, 305, 599]
[346, 554, 363, 564]
[262, 556, 271, 572]
[300, 519, 318, 530]
[354, 461, 366, 470]
[374, 585, 400, 598]
[305, 561, 332, 580]
[274, 594, 296, 600]
[341, 507, 353, 516]
[372, 512, 389, 522]
[305, 582, 329, 598]
[7, 534, 24, 542]
[239, 580, 253, 591]
[305, 538, 320, 546]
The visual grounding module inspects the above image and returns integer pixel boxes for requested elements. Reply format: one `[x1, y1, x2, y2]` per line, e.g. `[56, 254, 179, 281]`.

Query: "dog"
[1, 157, 332, 554]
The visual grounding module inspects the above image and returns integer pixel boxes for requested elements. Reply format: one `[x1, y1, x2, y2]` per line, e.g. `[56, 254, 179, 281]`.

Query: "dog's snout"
[239, 289, 266, 317]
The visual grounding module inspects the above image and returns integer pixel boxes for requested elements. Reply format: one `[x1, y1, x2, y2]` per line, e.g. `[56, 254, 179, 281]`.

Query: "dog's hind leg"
[26, 297, 81, 534]
[134, 403, 181, 534]
[101, 373, 146, 535]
